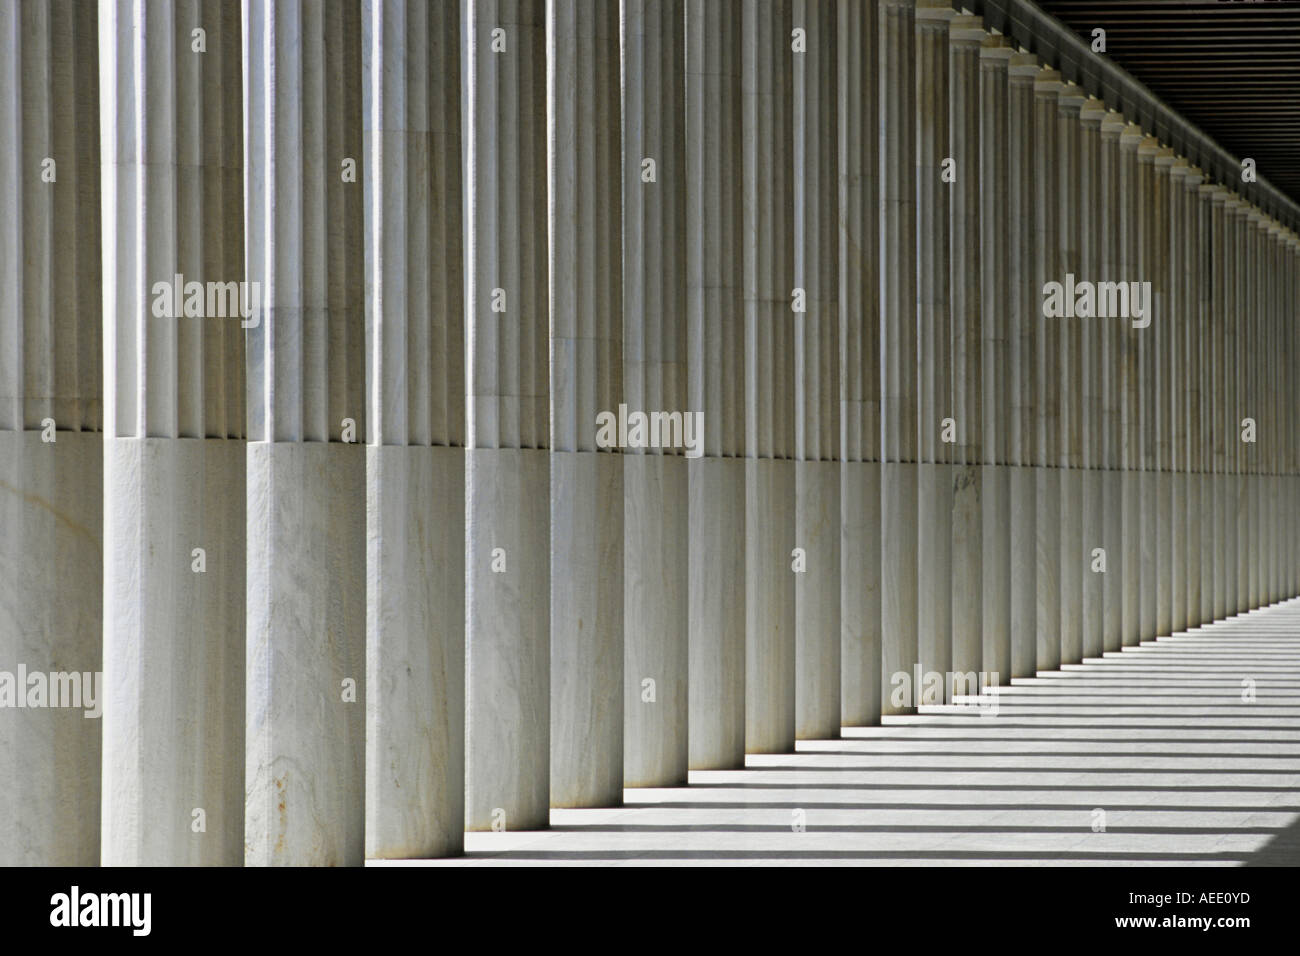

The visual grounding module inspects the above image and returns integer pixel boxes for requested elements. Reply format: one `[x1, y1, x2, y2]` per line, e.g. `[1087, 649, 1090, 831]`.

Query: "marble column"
[978, 33, 1013, 685]
[100, 0, 246, 866]
[686, 0, 746, 769]
[461, 0, 551, 832]
[793, 0, 841, 739]
[1209, 187, 1229, 622]
[624, 0, 688, 786]
[1248, 212, 1265, 610]
[1118, 123, 1143, 646]
[948, 15, 982, 694]
[1225, 195, 1244, 616]
[1099, 110, 1125, 653]
[243, 0, 366, 865]
[1186, 168, 1208, 629]
[879, 0, 919, 712]
[1079, 97, 1105, 659]
[915, 0, 953, 704]
[1032, 67, 1061, 671]
[548, 0, 624, 806]
[1167, 155, 1188, 636]
[1006, 52, 1037, 678]
[1152, 145, 1173, 638]
[1136, 135, 1158, 642]
[0, 0, 102, 866]
[361, 0, 465, 858]
[838, 0, 882, 726]
[742, 0, 795, 752]
[1056, 83, 1084, 665]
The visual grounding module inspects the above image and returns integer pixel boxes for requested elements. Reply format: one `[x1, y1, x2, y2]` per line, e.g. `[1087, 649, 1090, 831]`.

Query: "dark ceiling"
[1035, 1, 1300, 207]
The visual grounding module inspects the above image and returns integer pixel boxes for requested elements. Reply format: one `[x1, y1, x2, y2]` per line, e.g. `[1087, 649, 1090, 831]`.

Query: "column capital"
[1137, 135, 1161, 162]
[1100, 110, 1126, 138]
[1154, 146, 1176, 169]
[1080, 98, 1106, 127]
[916, 0, 956, 23]
[1008, 52, 1040, 79]
[1184, 167, 1205, 189]
[1034, 67, 1063, 94]
[979, 33, 1014, 61]
[1058, 82, 1086, 113]
[950, 14, 985, 44]
[1119, 123, 1144, 150]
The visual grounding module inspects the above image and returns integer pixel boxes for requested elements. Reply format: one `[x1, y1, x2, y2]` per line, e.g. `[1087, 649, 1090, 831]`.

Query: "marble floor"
[374, 598, 1300, 866]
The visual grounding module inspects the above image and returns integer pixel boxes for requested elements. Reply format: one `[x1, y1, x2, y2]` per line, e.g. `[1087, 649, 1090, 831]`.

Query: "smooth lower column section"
[686, 0, 745, 769]
[879, 0, 919, 712]
[100, 0, 245, 866]
[743, 0, 795, 752]
[0, 0, 102, 866]
[838, 0, 881, 725]
[548, 0, 625, 807]
[462, 0, 551, 831]
[793, 0, 840, 739]
[245, 442, 363, 865]
[243, 0, 365, 864]
[623, 0, 688, 787]
[361, 0, 465, 858]
[0, 435, 102, 865]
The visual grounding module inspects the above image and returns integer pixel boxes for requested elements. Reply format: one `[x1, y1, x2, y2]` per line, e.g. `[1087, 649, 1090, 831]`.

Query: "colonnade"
[1, 0, 1297, 865]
